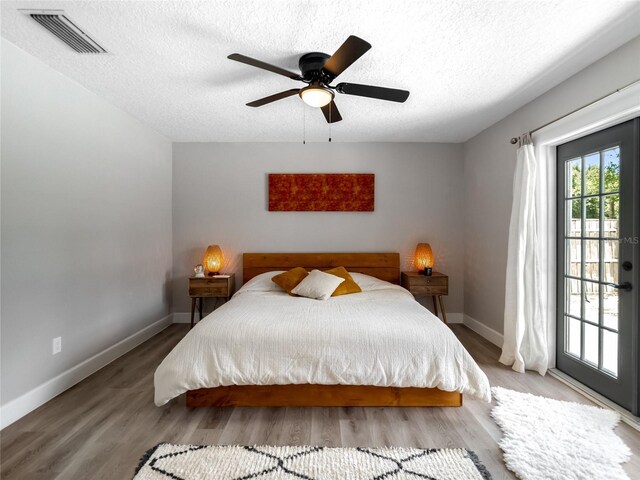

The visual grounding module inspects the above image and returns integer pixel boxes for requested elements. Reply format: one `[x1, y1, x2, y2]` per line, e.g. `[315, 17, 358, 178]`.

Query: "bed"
[154, 253, 491, 407]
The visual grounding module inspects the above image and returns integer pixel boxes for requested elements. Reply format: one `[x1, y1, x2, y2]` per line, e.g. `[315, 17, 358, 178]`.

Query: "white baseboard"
[462, 314, 504, 347]
[173, 312, 191, 324]
[446, 313, 463, 324]
[173, 298, 227, 324]
[0, 314, 173, 430]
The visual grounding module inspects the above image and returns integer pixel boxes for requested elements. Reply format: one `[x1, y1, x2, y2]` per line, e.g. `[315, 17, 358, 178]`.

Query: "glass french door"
[557, 118, 639, 414]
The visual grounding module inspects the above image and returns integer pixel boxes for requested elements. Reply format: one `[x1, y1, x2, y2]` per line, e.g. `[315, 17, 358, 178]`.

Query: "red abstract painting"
[268, 174, 375, 211]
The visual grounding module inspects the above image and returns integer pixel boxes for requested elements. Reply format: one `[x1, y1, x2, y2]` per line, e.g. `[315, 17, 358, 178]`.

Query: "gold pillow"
[324, 266, 362, 296]
[272, 267, 309, 295]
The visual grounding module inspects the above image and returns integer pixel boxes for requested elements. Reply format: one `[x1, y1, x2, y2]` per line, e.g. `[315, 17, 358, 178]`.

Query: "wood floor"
[1, 324, 639, 479]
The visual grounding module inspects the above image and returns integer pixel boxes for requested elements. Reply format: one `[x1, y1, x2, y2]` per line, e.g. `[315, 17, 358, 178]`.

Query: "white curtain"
[500, 133, 548, 375]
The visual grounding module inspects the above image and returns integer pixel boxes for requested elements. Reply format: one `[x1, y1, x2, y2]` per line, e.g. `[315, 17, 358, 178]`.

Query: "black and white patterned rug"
[134, 444, 492, 479]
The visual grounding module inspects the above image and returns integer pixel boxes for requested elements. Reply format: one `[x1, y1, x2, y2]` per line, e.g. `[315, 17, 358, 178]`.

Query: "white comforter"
[154, 273, 491, 405]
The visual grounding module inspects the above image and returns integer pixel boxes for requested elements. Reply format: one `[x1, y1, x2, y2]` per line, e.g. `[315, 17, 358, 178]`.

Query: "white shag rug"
[134, 444, 492, 479]
[491, 386, 631, 480]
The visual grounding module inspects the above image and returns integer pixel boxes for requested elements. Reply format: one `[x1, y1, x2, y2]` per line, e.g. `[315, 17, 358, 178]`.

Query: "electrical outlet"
[52, 337, 62, 355]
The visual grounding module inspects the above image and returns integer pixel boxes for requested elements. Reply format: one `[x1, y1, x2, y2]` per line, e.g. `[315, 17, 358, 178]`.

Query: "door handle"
[604, 282, 633, 292]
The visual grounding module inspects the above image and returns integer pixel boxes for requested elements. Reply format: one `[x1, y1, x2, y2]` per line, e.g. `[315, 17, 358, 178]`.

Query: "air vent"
[27, 11, 107, 54]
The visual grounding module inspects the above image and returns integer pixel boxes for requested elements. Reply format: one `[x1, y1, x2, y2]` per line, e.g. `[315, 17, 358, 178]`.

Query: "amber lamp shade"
[203, 245, 223, 276]
[414, 243, 434, 274]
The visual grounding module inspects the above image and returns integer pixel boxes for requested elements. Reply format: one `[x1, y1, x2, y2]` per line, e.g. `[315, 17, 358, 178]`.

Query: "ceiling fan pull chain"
[329, 106, 332, 142]
[303, 102, 306, 145]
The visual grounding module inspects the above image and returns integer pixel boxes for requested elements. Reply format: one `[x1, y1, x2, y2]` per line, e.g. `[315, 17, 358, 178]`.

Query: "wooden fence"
[568, 219, 618, 293]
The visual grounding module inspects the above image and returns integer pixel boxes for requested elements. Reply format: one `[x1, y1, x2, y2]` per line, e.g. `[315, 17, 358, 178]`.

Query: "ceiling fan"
[227, 35, 410, 123]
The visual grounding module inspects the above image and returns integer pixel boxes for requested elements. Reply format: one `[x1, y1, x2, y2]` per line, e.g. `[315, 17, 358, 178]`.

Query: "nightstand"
[188, 274, 235, 328]
[401, 271, 449, 323]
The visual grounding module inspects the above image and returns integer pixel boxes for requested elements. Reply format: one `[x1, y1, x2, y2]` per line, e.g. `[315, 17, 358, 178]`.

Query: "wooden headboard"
[243, 253, 400, 284]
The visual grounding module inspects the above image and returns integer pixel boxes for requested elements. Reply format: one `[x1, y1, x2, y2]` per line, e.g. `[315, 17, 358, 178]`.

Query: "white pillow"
[350, 272, 392, 291]
[234, 271, 285, 297]
[291, 269, 345, 300]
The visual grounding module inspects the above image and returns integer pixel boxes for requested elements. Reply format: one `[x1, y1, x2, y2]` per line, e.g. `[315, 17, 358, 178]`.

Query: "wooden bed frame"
[185, 252, 463, 408]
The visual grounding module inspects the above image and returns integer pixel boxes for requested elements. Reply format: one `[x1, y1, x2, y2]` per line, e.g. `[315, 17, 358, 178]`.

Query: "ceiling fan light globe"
[299, 85, 334, 108]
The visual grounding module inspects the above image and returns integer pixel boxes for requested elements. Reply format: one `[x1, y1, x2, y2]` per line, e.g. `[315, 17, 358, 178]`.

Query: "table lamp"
[203, 245, 223, 276]
[415, 243, 433, 276]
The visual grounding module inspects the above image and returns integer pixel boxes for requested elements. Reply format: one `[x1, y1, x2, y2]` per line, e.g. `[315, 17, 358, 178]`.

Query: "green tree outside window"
[571, 154, 619, 220]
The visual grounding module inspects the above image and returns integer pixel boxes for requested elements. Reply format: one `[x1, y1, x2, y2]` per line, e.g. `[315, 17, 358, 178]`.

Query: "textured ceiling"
[2, 0, 639, 142]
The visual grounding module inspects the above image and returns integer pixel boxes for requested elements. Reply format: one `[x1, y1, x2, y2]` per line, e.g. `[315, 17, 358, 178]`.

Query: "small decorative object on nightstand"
[194, 264, 205, 278]
[401, 271, 449, 323]
[188, 274, 235, 328]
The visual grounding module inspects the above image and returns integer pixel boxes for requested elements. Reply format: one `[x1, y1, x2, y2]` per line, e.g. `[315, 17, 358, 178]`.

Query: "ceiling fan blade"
[336, 82, 410, 103]
[246, 89, 300, 107]
[323, 36, 371, 78]
[228, 53, 302, 80]
[320, 100, 342, 123]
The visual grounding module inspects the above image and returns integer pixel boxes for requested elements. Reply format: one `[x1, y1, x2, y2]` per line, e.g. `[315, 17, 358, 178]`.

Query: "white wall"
[172, 142, 464, 316]
[0, 40, 173, 409]
[463, 35, 640, 335]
